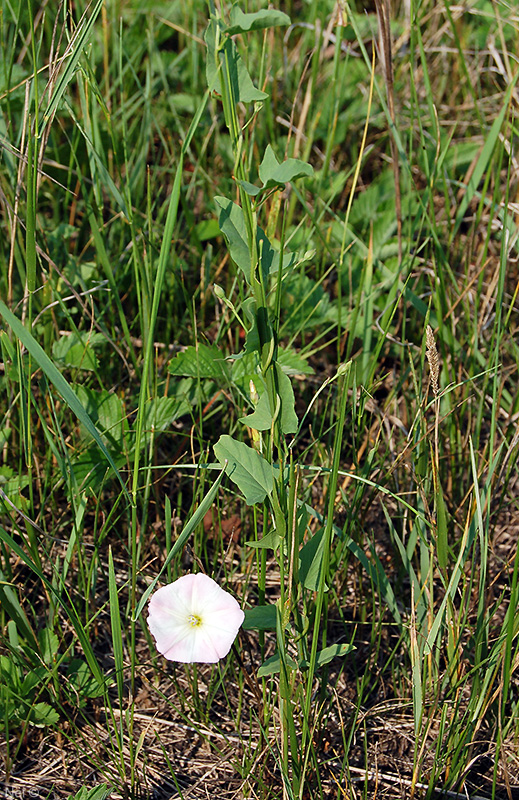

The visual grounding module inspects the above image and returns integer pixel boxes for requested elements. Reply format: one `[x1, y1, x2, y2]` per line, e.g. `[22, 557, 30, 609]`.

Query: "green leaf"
[194, 217, 221, 240]
[277, 348, 314, 376]
[0, 654, 21, 688]
[214, 196, 251, 280]
[214, 434, 275, 505]
[235, 179, 261, 197]
[109, 547, 125, 713]
[215, 196, 289, 284]
[69, 447, 121, 496]
[67, 785, 110, 800]
[136, 393, 193, 445]
[38, 628, 59, 666]
[435, 480, 449, 572]
[258, 144, 314, 189]
[168, 344, 229, 380]
[66, 659, 106, 699]
[239, 391, 273, 431]
[258, 651, 298, 677]
[30, 701, 60, 727]
[299, 528, 328, 592]
[0, 567, 38, 650]
[300, 643, 355, 670]
[258, 143, 280, 183]
[205, 20, 267, 103]
[242, 604, 277, 630]
[226, 7, 291, 35]
[73, 386, 127, 450]
[52, 332, 104, 371]
[246, 527, 281, 550]
[275, 365, 298, 435]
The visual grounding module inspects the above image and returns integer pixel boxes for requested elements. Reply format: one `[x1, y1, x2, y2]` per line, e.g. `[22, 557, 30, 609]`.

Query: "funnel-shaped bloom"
[147, 573, 244, 663]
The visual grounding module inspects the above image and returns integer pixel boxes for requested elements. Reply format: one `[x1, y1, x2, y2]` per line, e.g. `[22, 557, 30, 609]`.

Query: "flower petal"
[147, 573, 244, 663]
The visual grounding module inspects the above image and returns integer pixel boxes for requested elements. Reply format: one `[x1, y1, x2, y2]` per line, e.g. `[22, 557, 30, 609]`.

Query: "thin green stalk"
[299, 363, 350, 796]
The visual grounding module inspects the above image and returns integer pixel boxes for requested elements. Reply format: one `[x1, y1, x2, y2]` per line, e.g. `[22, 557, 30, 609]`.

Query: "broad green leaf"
[214, 434, 275, 504]
[30, 701, 60, 727]
[259, 144, 314, 189]
[239, 391, 272, 431]
[137, 392, 194, 445]
[317, 643, 355, 666]
[52, 332, 104, 371]
[258, 651, 298, 677]
[168, 344, 230, 380]
[66, 659, 106, 699]
[73, 386, 127, 450]
[20, 666, 46, 697]
[194, 218, 220, 240]
[205, 20, 267, 103]
[258, 143, 279, 184]
[242, 604, 277, 630]
[277, 348, 314, 376]
[0, 467, 30, 510]
[214, 196, 251, 279]
[215, 196, 291, 283]
[226, 7, 291, 35]
[69, 447, 121, 496]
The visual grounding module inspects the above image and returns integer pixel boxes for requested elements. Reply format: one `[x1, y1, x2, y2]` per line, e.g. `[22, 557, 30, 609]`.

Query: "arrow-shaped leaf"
[214, 434, 275, 504]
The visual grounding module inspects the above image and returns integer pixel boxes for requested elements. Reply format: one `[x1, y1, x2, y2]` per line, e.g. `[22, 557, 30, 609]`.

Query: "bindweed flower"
[147, 573, 244, 663]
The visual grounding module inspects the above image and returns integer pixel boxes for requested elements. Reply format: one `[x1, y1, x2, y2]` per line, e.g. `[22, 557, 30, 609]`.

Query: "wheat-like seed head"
[426, 325, 439, 397]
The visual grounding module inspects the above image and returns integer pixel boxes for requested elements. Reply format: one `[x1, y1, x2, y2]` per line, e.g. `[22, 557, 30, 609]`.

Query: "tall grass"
[1, 0, 519, 798]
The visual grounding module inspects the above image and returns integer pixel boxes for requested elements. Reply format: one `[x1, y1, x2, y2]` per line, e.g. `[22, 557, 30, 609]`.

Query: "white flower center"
[187, 613, 203, 628]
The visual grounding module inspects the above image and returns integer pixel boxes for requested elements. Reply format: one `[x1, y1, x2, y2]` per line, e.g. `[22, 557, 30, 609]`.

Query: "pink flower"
[147, 573, 244, 663]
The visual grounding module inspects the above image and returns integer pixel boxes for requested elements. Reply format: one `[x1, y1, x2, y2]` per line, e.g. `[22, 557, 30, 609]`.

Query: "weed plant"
[1, 0, 519, 798]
